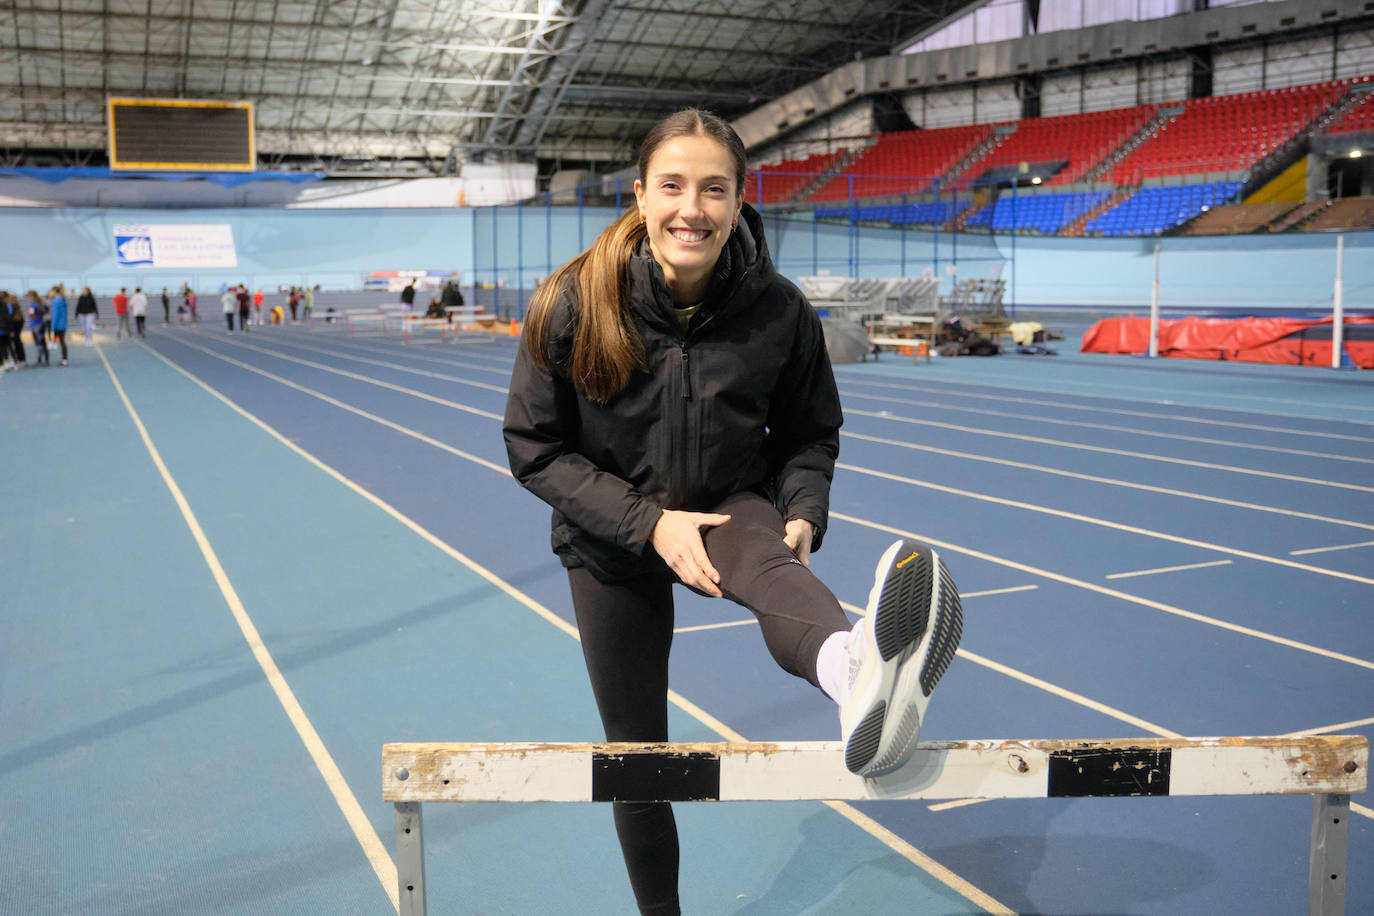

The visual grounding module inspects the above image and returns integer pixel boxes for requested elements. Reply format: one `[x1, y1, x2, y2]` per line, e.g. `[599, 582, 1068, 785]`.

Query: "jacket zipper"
[679, 346, 691, 400]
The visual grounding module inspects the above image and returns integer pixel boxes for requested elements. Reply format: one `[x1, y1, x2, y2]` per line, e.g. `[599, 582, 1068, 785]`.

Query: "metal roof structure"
[2, 0, 984, 177]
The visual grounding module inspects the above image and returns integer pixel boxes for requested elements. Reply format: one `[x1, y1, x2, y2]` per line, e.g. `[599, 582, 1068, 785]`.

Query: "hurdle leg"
[395, 801, 427, 916]
[1308, 793, 1350, 916]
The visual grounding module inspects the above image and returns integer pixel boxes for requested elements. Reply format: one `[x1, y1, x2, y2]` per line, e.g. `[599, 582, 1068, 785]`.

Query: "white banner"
[113, 223, 238, 268]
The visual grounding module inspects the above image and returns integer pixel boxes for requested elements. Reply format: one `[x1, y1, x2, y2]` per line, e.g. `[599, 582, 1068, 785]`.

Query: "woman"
[75, 287, 98, 347]
[49, 286, 69, 366]
[503, 110, 962, 914]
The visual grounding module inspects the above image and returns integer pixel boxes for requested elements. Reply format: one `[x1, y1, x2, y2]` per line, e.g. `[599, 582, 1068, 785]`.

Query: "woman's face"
[635, 134, 742, 302]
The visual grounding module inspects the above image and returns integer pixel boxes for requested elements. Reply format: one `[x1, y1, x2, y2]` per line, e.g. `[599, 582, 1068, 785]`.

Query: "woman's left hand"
[783, 518, 813, 568]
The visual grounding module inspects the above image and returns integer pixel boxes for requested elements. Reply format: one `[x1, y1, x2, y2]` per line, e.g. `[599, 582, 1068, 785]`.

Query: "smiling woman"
[502, 108, 964, 915]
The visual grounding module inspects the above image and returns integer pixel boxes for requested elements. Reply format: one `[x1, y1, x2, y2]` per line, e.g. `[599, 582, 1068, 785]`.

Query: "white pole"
[1332, 235, 1345, 370]
[1148, 243, 1161, 358]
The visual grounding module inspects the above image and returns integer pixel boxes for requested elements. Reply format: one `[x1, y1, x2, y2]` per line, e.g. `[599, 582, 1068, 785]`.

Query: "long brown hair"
[522, 108, 748, 403]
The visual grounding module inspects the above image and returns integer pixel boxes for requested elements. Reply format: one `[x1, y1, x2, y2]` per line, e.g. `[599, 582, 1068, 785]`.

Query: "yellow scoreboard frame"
[107, 98, 256, 171]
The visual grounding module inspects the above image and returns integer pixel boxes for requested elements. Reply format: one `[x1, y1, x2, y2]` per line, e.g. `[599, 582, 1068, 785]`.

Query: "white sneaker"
[839, 539, 962, 777]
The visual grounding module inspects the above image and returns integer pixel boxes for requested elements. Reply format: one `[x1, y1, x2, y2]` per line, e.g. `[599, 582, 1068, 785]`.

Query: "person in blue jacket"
[502, 109, 962, 915]
[49, 286, 69, 366]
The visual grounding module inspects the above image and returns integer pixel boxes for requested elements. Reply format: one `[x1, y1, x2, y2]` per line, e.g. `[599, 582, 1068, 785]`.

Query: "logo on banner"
[112, 223, 237, 268]
[115, 230, 155, 266]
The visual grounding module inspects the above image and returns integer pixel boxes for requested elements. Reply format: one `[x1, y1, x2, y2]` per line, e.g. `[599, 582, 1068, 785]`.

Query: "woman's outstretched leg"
[568, 567, 682, 916]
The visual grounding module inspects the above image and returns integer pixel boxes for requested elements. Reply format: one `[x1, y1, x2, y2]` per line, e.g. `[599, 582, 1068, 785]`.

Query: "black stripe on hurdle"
[1048, 746, 1172, 797]
[591, 751, 721, 802]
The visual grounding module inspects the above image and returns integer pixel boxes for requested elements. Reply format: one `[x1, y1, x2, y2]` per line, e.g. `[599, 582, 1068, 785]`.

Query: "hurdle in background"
[382, 735, 1366, 916]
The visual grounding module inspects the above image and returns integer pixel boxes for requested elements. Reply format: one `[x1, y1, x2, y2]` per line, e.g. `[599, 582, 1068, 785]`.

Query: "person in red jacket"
[502, 109, 962, 916]
[112, 288, 131, 339]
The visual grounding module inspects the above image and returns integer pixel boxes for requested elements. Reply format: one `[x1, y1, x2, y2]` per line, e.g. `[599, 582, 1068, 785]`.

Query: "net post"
[1308, 793, 1350, 916]
[1331, 234, 1345, 370]
[395, 801, 427, 916]
[1148, 242, 1161, 358]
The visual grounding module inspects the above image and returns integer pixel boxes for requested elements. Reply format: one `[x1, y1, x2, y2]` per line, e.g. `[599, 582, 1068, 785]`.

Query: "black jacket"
[503, 204, 843, 582]
[75, 292, 98, 316]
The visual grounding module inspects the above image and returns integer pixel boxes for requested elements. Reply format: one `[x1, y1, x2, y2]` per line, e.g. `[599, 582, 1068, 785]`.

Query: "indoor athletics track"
[2, 316, 1370, 915]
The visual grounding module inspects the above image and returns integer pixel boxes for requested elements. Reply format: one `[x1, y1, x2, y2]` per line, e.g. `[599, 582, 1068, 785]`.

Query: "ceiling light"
[1351, 149, 1363, 159]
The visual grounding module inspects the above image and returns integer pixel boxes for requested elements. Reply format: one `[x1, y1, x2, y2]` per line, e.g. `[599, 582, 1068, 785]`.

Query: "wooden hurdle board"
[382, 735, 1366, 915]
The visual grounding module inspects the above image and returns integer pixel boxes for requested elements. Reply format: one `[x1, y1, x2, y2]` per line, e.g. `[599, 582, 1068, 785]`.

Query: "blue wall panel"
[1, 203, 1368, 314]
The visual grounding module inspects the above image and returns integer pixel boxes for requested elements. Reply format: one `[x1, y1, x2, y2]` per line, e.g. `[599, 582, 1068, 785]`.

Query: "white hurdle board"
[382, 736, 1366, 915]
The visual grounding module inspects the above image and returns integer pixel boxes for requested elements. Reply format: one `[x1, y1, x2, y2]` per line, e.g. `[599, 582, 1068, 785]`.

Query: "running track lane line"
[839, 429, 1374, 535]
[842, 408, 1374, 494]
[835, 461, 1374, 588]
[839, 388, 1374, 466]
[153, 335, 1374, 671]
[96, 344, 401, 912]
[831, 374, 1374, 442]
[138, 339, 1014, 915]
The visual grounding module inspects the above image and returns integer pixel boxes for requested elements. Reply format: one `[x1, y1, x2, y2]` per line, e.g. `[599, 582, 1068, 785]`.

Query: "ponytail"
[523, 208, 647, 403]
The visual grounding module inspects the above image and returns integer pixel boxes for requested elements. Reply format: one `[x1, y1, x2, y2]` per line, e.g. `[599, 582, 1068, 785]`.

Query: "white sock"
[816, 628, 853, 704]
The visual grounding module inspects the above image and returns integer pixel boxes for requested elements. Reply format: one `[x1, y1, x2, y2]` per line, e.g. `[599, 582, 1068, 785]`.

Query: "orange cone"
[510, 318, 518, 336]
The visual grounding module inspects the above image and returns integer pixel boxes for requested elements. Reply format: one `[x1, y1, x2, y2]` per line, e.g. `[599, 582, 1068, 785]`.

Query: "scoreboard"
[107, 98, 255, 171]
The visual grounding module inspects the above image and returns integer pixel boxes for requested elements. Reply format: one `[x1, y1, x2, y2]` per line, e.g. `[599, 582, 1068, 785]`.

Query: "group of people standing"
[220, 284, 315, 331]
[1, 285, 77, 369]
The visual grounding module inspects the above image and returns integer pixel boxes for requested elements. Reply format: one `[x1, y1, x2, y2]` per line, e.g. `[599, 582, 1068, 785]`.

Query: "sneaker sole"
[845, 541, 962, 777]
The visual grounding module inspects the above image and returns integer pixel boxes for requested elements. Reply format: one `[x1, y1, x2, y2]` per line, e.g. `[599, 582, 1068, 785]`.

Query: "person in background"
[113, 287, 131, 339]
[221, 286, 237, 332]
[75, 286, 98, 347]
[425, 297, 445, 319]
[302, 285, 315, 322]
[5, 292, 27, 366]
[236, 284, 251, 332]
[0, 292, 15, 370]
[253, 288, 265, 326]
[400, 280, 416, 314]
[48, 286, 69, 366]
[26, 290, 48, 366]
[160, 287, 171, 326]
[288, 286, 301, 322]
[130, 287, 148, 338]
[441, 280, 465, 323]
[186, 287, 199, 323]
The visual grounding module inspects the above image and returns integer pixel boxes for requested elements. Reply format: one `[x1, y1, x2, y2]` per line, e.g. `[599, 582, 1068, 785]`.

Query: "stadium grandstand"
[2, 2, 1372, 915]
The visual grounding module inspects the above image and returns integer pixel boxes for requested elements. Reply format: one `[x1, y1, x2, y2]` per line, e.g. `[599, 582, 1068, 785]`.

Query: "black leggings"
[568, 490, 849, 915]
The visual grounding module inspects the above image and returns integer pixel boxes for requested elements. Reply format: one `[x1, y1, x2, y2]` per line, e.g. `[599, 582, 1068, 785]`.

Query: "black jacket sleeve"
[764, 297, 843, 550]
[502, 312, 664, 558]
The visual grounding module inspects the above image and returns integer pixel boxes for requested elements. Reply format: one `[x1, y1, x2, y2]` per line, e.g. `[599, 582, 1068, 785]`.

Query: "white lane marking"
[833, 374, 1374, 441]
[836, 462, 1374, 588]
[831, 512, 1374, 672]
[1106, 560, 1234, 580]
[841, 389, 1374, 465]
[99, 344, 400, 911]
[1289, 540, 1374, 556]
[843, 411, 1374, 494]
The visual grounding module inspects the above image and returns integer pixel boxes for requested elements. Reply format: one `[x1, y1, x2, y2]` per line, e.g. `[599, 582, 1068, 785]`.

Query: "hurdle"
[382, 735, 1365, 915]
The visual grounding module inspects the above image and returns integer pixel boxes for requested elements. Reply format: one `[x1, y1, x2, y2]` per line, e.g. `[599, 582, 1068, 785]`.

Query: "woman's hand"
[783, 518, 814, 568]
[651, 509, 731, 597]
